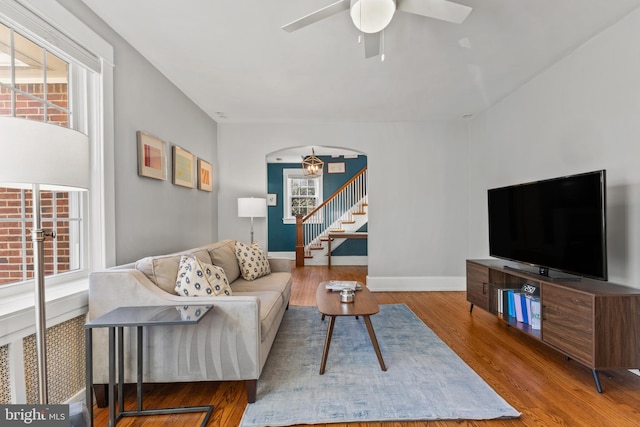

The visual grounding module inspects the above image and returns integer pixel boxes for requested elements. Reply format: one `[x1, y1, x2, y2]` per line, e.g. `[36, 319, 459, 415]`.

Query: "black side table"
[85, 305, 214, 427]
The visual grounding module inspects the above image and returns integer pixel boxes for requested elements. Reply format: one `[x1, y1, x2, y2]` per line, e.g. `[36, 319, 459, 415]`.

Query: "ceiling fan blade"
[397, 0, 472, 24]
[282, 0, 350, 32]
[363, 32, 381, 59]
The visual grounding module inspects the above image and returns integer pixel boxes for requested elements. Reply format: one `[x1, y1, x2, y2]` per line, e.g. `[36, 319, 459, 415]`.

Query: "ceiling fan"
[282, 0, 472, 60]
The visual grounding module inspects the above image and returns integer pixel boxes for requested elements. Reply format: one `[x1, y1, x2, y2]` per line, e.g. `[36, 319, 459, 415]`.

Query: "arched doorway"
[265, 146, 368, 268]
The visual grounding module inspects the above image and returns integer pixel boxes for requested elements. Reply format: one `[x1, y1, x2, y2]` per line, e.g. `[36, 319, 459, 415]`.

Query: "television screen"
[488, 170, 607, 280]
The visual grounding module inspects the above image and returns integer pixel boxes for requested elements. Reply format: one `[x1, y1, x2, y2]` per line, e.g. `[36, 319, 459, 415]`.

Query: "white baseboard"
[267, 252, 368, 266]
[366, 276, 466, 292]
[306, 256, 367, 266]
[65, 388, 86, 404]
[267, 251, 295, 260]
[265, 252, 464, 292]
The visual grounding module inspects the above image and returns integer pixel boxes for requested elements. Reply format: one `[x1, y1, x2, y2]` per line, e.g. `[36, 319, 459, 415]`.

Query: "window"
[283, 169, 323, 224]
[0, 22, 70, 124]
[0, 20, 86, 287]
[0, 0, 113, 351]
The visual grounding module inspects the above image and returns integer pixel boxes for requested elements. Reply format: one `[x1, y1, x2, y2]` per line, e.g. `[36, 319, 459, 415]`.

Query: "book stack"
[497, 288, 541, 330]
[325, 281, 362, 291]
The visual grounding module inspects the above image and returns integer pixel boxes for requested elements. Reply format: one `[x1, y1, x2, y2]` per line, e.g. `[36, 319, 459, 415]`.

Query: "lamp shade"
[238, 197, 267, 218]
[350, 0, 396, 34]
[0, 117, 90, 190]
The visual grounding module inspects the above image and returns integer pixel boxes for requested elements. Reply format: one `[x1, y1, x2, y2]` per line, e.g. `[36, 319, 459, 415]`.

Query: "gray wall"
[58, 0, 640, 291]
[468, 7, 640, 288]
[217, 121, 469, 291]
[59, 0, 219, 265]
[217, 7, 640, 291]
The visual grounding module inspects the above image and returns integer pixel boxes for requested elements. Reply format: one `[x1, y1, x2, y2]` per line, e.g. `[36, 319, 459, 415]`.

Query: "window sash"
[0, 0, 101, 72]
[0, 191, 86, 288]
[0, 0, 114, 351]
[0, 18, 89, 287]
[283, 169, 323, 223]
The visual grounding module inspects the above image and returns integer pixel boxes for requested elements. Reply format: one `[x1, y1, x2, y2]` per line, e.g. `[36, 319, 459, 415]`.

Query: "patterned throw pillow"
[175, 255, 233, 297]
[176, 305, 211, 321]
[235, 241, 271, 281]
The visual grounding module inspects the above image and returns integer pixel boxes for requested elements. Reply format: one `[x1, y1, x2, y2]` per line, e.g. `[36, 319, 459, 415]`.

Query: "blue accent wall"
[267, 155, 367, 252]
[331, 223, 368, 255]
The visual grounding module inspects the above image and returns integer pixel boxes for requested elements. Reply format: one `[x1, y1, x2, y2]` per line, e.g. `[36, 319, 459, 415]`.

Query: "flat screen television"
[488, 170, 607, 280]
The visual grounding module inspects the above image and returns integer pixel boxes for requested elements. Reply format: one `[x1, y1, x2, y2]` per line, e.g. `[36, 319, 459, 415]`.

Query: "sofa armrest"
[268, 257, 291, 273]
[88, 268, 264, 383]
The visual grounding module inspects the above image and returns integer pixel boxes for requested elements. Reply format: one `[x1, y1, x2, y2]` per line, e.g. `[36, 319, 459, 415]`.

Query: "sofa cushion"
[232, 290, 284, 342]
[175, 255, 232, 297]
[205, 240, 241, 283]
[135, 248, 211, 294]
[230, 272, 292, 294]
[235, 242, 271, 281]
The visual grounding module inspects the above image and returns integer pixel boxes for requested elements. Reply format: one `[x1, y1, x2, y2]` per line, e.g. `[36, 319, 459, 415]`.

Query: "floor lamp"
[0, 117, 90, 404]
[238, 197, 266, 243]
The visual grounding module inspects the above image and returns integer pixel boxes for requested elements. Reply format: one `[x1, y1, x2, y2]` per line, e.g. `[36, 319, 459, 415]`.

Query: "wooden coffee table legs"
[363, 315, 387, 372]
[319, 315, 386, 374]
[319, 316, 336, 374]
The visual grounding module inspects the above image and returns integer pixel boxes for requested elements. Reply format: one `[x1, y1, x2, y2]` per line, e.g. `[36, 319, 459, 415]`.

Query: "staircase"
[295, 167, 368, 266]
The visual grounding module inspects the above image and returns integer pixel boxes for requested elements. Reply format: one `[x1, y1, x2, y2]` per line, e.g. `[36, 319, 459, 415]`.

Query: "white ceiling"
[79, 0, 640, 123]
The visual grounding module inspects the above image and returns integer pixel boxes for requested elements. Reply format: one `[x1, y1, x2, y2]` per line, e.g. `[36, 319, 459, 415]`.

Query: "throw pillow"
[206, 240, 241, 283]
[235, 241, 271, 281]
[135, 248, 210, 294]
[175, 255, 233, 297]
[176, 305, 210, 321]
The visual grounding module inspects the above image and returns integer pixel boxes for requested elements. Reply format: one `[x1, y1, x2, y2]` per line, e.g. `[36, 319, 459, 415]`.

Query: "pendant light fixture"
[302, 148, 324, 177]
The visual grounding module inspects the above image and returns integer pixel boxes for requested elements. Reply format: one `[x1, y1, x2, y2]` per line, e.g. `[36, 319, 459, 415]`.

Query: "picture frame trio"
[137, 131, 213, 192]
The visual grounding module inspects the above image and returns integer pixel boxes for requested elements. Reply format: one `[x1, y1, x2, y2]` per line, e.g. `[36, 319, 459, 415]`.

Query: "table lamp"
[237, 197, 266, 243]
[0, 117, 90, 404]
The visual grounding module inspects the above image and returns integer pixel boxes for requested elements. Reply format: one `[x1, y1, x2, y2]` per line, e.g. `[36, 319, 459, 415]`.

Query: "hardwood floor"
[92, 265, 640, 426]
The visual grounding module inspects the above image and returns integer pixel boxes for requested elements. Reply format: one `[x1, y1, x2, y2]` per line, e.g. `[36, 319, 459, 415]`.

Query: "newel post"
[295, 214, 305, 266]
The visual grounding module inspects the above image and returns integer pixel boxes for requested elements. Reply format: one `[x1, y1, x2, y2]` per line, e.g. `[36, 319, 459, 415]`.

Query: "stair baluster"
[296, 167, 368, 266]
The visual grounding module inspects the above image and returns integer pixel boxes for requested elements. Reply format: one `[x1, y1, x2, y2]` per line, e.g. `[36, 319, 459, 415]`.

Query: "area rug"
[239, 304, 520, 426]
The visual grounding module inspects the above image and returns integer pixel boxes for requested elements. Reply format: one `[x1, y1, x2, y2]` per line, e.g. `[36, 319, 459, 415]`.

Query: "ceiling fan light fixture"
[350, 0, 396, 34]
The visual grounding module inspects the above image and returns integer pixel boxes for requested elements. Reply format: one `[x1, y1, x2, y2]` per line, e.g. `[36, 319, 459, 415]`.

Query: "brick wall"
[0, 83, 70, 285]
[0, 83, 68, 123]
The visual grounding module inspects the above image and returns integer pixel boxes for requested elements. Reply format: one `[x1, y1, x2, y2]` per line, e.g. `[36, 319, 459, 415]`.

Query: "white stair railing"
[295, 167, 367, 265]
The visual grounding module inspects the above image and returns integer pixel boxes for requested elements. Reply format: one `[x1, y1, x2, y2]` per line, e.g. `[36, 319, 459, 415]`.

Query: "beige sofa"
[87, 239, 292, 404]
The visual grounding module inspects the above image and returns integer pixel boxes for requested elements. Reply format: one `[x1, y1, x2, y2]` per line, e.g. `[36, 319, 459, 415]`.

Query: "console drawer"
[542, 284, 594, 365]
[466, 261, 489, 311]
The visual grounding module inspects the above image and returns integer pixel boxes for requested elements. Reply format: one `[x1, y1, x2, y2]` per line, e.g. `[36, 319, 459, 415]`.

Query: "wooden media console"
[467, 259, 640, 392]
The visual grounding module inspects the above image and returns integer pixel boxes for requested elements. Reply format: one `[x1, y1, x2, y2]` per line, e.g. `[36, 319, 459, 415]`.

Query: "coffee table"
[316, 281, 387, 374]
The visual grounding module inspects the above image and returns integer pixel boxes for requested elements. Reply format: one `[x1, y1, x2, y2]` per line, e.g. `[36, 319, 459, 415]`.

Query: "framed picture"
[327, 162, 345, 174]
[172, 145, 195, 188]
[197, 158, 213, 192]
[267, 193, 277, 206]
[137, 131, 167, 180]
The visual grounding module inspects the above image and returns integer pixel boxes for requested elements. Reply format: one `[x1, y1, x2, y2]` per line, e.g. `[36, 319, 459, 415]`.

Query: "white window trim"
[0, 1, 115, 342]
[282, 168, 323, 225]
